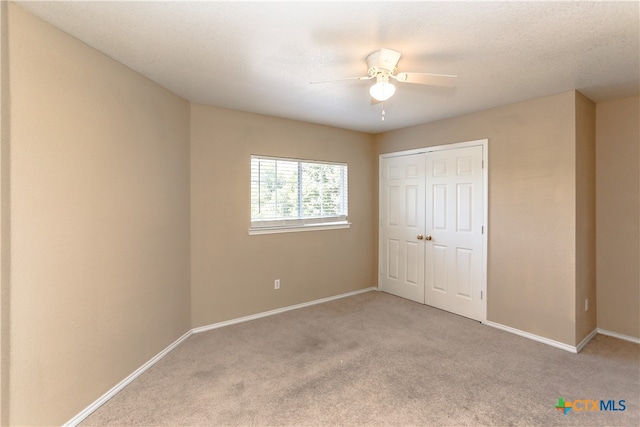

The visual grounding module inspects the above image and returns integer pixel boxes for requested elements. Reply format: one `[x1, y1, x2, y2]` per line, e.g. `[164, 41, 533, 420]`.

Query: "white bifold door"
[379, 154, 427, 303]
[379, 144, 485, 321]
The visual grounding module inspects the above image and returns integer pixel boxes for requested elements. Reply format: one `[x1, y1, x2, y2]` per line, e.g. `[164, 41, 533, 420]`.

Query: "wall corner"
[574, 91, 597, 346]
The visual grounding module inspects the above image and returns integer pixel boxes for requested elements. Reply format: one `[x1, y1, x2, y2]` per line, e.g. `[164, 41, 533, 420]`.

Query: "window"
[250, 155, 349, 234]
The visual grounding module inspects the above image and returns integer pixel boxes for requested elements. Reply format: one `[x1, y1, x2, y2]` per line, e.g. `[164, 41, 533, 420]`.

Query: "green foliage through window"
[251, 156, 348, 226]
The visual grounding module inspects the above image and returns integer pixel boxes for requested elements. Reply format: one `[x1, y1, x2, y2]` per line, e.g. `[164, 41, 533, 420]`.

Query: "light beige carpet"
[82, 291, 639, 426]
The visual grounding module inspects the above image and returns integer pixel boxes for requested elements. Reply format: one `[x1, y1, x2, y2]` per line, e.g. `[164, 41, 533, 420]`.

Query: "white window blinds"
[251, 155, 348, 229]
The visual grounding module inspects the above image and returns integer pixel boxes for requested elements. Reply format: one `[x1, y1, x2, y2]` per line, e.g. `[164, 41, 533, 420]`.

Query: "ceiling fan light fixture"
[369, 78, 396, 101]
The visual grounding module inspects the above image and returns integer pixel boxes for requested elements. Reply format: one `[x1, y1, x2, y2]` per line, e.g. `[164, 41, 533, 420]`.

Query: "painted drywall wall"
[596, 96, 640, 339]
[0, 2, 10, 425]
[375, 91, 580, 346]
[575, 92, 597, 343]
[191, 104, 376, 327]
[7, 4, 191, 425]
[1, 3, 634, 425]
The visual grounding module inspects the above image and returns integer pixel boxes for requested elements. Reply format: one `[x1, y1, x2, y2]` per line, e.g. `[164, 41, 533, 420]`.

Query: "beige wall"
[6, 4, 191, 425]
[596, 96, 640, 339]
[575, 92, 597, 343]
[190, 104, 376, 327]
[375, 91, 581, 346]
[0, 2, 10, 425]
[1, 3, 637, 425]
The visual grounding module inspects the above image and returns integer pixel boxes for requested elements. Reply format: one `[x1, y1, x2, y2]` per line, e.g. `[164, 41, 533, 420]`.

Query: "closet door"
[379, 153, 426, 303]
[425, 145, 484, 321]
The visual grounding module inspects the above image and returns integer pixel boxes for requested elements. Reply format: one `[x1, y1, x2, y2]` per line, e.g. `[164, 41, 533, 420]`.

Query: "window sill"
[248, 222, 351, 235]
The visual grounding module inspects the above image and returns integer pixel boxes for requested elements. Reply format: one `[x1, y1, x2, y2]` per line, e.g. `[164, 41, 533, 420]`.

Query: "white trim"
[576, 328, 598, 353]
[377, 155, 384, 288]
[250, 155, 348, 229]
[484, 320, 579, 353]
[481, 141, 488, 323]
[378, 139, 488, 322]
[192, 287, 375, 334]
[248, 221, 350, 235]
[252, 154, 347, 167]
[64, 287, 376, 426]
[378, 139, 489, 159]
[597, 328, 640, 344]
[63, 330, 192, 426]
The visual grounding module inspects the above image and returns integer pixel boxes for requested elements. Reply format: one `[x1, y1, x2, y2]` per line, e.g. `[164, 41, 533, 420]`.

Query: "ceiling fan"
[311, 48, 457, 103]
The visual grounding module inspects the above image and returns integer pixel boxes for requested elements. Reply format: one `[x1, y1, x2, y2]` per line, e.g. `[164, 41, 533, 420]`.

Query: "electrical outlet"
[585, 298, 589, 312]
[274, 279, 280, 290]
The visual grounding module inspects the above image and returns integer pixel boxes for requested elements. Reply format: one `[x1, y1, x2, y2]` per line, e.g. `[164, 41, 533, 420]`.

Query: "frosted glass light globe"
[369, 81, 396, 101]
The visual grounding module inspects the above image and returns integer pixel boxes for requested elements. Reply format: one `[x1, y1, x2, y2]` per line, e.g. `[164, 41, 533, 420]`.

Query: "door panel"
[433, 184, 447, 229]
[406, 186, 418, 227]
[455, 248, 472, 298]
[387, 239, 399, 279]
[425, 145, 484, 320]
[388, 186, 400, 225]
[406, 241, 419, 284]
[432, 245, 447, 292]
[457, 184, 473, 232]
[379, 154, 426, 303]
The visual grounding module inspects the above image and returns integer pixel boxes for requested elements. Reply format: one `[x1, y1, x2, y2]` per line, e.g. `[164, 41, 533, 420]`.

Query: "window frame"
[249, 155, 350, 235]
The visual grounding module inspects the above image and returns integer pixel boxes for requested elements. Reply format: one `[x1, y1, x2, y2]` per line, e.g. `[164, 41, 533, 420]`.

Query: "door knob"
[425, 235, 432, 241]
[417, 235, 424, 240]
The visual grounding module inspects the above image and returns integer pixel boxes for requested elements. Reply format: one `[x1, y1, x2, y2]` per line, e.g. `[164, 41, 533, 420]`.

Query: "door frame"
[378, 139, 489, 322]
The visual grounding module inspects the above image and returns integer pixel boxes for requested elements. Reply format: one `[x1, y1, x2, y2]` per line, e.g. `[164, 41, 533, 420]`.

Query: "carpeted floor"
[82, 291, 639, 426]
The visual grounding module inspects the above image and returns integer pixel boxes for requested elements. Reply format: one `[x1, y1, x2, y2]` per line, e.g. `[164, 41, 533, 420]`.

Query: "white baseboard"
[484, 320, 579, 353]
[63, 329, 192, 426]
[64, 287, 376, 426]
[576, 328, 598, 353]
[597, 328, 640, 344]
[191, 287, 376, 334]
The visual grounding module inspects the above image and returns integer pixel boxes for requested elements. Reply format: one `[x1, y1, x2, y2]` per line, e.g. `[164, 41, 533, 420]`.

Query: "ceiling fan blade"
[394, 72, 458, 87]
[310, 76, 374, 84]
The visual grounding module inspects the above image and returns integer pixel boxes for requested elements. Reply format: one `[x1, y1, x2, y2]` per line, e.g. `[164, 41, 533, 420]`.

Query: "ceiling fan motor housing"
[366, 48, 401, 77]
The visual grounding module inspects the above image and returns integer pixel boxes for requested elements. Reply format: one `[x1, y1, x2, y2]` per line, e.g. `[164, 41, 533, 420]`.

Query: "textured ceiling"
[15, 1, 640, 133]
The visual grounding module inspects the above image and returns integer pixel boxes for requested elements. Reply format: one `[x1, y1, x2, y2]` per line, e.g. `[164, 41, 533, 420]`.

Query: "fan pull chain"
[381, 101, 386, 121]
